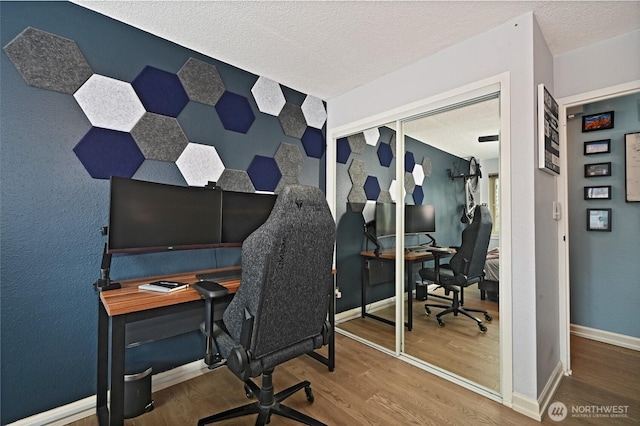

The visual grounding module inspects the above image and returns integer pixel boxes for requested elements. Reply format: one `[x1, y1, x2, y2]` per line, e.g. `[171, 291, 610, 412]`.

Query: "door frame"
[556, 79, 640, 374]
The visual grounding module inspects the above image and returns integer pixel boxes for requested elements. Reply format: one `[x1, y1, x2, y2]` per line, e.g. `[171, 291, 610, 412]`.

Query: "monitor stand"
[94, 243, 121, 292]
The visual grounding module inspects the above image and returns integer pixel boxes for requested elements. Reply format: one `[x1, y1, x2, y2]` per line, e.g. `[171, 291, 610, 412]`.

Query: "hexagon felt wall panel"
[412, 163, 425, 186]
[363, 176, 381, 200]
[301, 95, 327, 129]
[252, 76, 286, 116]
[178, 57, 225, 106]
[347, 186, 367, 212]
[132, 66, 189, 117]
[336, 137, 351, 164]
[363, 127, 380, 146]
[413, 185, 424, 205]
[422, 156, 433, 177]
[301, 127, 325, 158]
[176, 143, 225, 186]
[247, 155, 282, 192]
[3, 27, 93, 94]
[274, 143, 304, 178]
[217, 169, 255, 192]
[131, 113, 189, 162]
[347, 133, 366, 154]
[74, 74, 145, 132]
[215, 91, 255, 133]
[278, 102, 306, 138]
[73, 128, 144, 179]
[377, 142, 393, 167]
[348, 159, 367, 186]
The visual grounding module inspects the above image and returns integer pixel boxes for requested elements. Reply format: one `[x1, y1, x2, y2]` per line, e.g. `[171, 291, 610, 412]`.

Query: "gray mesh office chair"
[194, 185, 335, 426]
[419, 205, 493, 332]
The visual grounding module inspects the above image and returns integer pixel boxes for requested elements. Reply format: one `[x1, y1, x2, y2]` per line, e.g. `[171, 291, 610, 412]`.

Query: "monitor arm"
[364, 220, 381, 256]
[420, 233, 437, 247]
[94, 237, 121, 292]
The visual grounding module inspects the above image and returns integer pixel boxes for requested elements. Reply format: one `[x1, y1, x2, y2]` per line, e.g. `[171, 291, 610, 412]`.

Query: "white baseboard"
[570, 324, 640, 351]
[511, 360, 564, 422]
[8, 359, 210, 426]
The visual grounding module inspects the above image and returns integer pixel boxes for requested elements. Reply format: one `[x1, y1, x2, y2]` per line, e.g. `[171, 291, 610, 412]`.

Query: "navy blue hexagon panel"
[3, 26, 327, 192]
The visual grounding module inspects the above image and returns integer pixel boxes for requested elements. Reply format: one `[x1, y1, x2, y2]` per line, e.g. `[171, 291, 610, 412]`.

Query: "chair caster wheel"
[479, 324, 488, 333]
[244, 383, 254, 398]
[484, 313, 492, 322]
[304, 385, 315, 403]
[437, 319, 445, 327]
[425, 307, 431, 316]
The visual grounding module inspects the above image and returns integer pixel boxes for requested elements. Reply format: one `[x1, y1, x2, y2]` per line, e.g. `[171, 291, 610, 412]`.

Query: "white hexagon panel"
[176, 143, 225, 187]
[388, 179, 406, 202]
[301, 95, 327, 129]
[363, 127, 380, 146]
[74, 74, 145, 132]
[251, 76, 286, 116]
[412, 163, 425, 186]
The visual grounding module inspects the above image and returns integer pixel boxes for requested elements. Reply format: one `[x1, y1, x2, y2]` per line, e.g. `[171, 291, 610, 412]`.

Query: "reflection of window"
[488, 173, 500, 236]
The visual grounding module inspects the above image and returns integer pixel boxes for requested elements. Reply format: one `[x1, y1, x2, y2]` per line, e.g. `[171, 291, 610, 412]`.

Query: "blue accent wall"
[567, 92, 640, 338]
[1, 2, 325, 423]
[335, 128, 467, 313]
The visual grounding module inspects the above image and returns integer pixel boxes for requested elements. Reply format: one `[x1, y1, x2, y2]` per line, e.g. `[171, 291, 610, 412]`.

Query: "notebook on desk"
[138, 281, 189, 293]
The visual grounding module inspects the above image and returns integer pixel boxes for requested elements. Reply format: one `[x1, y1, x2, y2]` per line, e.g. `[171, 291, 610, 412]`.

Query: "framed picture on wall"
[582, 111, 614, 132]
[584, 139, 611, 155]
[584, 185, 611, 200]
[586, 208, 611, 231]
[584, 162, 611, 177]
[625, 132, 640, 202]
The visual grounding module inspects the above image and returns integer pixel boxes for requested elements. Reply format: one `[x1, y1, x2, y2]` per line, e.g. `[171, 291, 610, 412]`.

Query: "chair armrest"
[193, 281, 229, 299]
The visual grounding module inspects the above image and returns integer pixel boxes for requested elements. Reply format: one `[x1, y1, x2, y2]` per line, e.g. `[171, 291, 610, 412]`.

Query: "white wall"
[328, 13, 541, 400]
[532, 16, 561, 396]
[554, 29, 640, 99]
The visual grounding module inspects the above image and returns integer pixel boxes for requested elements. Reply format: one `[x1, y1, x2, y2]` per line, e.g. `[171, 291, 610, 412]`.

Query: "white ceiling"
[70, 1, 639, 161]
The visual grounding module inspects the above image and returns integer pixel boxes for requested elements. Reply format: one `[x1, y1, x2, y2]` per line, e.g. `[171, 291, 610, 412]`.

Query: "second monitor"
[375, 203, 436, 238]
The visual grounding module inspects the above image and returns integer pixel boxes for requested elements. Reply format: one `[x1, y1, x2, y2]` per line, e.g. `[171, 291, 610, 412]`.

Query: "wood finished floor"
[69, 334, 639, 425]
[338, 284, 500, 391]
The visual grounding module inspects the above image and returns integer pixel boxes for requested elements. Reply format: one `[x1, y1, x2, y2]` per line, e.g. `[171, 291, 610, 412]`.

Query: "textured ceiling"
[71, 1, 640, 100]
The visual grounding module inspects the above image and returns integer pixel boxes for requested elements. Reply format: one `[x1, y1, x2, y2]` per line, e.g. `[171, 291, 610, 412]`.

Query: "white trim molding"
[571, 324, 640, 351]
[511, 360, 564, 422]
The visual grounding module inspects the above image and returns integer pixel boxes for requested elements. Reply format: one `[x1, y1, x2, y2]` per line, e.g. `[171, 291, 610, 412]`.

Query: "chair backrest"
[222, 185, 335, 360]
[449, 205, 492, 280]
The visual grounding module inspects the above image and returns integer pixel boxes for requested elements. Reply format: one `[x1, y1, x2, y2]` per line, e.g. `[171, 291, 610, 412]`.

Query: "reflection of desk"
[97, 266, 335, 425]
[360, 249, 452, 331]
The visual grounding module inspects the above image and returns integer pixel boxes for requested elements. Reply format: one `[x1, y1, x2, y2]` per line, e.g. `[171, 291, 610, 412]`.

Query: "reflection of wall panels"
[3, 26, 326, 190]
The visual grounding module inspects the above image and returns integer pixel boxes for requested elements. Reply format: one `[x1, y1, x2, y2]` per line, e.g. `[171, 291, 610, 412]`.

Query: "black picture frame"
[584, 162, 611, 177]
[586, 208, 611, 231]
[584, 185, 611, 200]
[584, 139, 611, 155]
[582, 111, 614, 132]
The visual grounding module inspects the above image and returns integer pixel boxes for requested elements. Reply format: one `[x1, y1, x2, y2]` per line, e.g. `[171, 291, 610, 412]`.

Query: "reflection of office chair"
[194, 185, 335, 425]
[418, 205, 493, 332]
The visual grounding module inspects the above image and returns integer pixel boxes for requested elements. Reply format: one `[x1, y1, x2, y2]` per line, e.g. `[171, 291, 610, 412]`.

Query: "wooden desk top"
[100, 266, 241, 317]
[360, 248, 453, 261]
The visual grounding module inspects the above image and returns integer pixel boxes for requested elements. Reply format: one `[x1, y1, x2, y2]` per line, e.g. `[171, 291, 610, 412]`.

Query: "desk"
[97, 266, 335, 426]
[360, 249, 452, 331]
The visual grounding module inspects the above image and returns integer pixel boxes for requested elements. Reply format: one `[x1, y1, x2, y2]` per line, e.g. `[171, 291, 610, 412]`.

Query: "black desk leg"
[97, 301, 109, 425]
[361, 256, 367, 319]
[110, 315, 126, 426]
[407, 259, 413, 331]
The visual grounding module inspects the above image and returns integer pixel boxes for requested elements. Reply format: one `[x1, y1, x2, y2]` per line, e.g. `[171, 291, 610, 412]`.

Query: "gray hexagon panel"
[377, 190, 393, 204]
[131, 113, 189, 162]
[252, 76, 286, 116]
[347, 133, 366, 155]
[217, 169, 255, 192]
[274, 142, 304, 178]
[347, 186, 367, 213]
[3, 27, 93, 94]
[177, 57, 225, 106]
[348, 159, 368, 186]
[278, 103, 307, 138]
[404, 171, 416, 195]
[74, 74, 146, 132]
[422, 156, 432, 178]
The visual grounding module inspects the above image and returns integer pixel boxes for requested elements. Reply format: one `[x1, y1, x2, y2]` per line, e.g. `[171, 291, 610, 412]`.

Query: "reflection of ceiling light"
[478, 135, 499, 142]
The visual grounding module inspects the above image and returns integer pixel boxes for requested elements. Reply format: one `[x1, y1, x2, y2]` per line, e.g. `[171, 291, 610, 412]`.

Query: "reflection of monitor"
[375, 203, 436, 238]
[221, 191, 277, 245]
[375, 203, 396, 238]
[108, 177, 222, 253]
[405, 204, 436, 234]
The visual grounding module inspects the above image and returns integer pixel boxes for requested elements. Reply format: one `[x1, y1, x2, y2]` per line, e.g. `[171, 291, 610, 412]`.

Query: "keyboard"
[196, 268, 242, 282]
